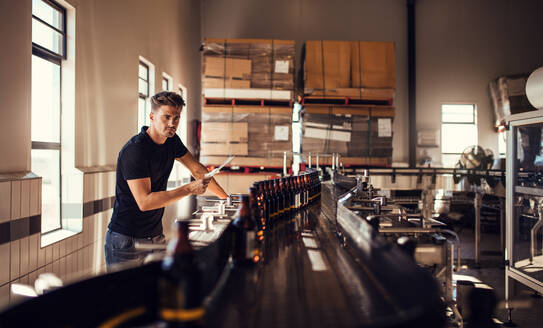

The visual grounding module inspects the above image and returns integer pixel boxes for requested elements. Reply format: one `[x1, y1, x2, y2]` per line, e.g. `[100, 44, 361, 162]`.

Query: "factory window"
[441, 104, 478, 167]
[168, 85, 190, 189]
[498, 130, 507, 156]
[162, 72, 173, 91]
[179, 85, 191, 184]
[138, 57, 154, 129]
[31, 0, 66, 233]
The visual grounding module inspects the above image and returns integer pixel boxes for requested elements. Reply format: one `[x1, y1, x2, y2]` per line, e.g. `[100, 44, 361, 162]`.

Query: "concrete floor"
[455, 225, 543, 327]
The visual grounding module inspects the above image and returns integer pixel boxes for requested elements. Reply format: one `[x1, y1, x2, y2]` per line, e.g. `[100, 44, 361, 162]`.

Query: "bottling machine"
[1, 170, 447, 327]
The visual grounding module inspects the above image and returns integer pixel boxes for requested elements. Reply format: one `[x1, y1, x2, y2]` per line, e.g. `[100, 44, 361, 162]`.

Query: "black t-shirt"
[109, 126, 188, 238]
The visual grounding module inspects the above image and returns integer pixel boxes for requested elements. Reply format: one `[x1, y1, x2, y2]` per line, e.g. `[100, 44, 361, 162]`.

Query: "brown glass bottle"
[279, 178, 290, 217]
[249, 187, 264, 262]
[303, 175, 309, 207]
[254, 182, 269, 228]
[159, 221, 203, 327]
[295, 176, 302, 210]
[233, 195, 257, 265]
[287, 177, 295, 212]
[266, 180, 277, 223]
[273, 179, 284, 220]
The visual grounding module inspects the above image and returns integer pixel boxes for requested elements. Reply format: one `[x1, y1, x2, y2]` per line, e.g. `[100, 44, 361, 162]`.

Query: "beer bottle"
[159, 221, 204, 327]
[254, 182, 268, 228]
[249, 187, 264, 263]
[232, 195, 258, 265]
[287, 177, 295, 212]
[265, 180, 276, 224]
[280, 178, 290, 217]
[304, 174, 309, 205]
[296, 176, 302, 210]
[273, 179, 284, 220]
[301, 175, 307, 208]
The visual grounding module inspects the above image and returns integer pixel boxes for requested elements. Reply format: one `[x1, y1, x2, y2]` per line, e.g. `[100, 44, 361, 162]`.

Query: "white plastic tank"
[526, 67, 543, 109]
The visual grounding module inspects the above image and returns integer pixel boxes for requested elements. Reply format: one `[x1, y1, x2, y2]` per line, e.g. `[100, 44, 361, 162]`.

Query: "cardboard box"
[201, 122, 248, 143]
[203, 57, 252, 79]
[302, 114, 393, 158]
[354, 41, 395, 88]
[202, 38, 295, 92]
[305, 40, 351, 89]
[200, 143, 248, 156]
[202, 77, 251, 89]
[304, 40, 396, 91]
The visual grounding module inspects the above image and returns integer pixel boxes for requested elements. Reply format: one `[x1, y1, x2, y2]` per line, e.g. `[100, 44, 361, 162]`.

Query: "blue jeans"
[104, 229, 166, 271]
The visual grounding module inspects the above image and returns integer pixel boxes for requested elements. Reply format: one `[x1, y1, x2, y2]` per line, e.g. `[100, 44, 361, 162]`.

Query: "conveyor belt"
[0, 180, 445, 327]
[206, 204, 394, 327]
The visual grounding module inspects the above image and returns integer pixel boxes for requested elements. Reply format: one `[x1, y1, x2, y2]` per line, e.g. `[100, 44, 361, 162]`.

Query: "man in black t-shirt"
[105, 91, 228, 269]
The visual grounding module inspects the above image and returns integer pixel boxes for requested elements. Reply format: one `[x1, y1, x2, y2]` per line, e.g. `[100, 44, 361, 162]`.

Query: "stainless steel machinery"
[505, 109, 543, 322]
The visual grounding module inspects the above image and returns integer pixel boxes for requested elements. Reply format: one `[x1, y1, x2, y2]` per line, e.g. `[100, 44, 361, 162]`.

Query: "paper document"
[275, 60, 289, 73]
[204, 156, 235, 178]
[274, 125, 290, 141]
[378, 118, 392, 137]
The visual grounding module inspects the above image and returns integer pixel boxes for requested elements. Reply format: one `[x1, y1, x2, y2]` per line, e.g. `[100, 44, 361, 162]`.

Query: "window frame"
[139, 61, 149, 98]
[162, 72, 173, 91]
[138, 58, 153, 129]
[32, 0, 67, 60]
[31, 0, 67, 234]
[441, 103, 478, 166]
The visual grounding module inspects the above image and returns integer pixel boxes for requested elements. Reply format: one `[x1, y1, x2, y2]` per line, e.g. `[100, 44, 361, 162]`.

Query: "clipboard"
[204, 156, 235, 178]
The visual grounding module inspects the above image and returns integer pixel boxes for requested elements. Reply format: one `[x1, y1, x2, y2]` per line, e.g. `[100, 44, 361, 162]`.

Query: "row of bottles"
[157, 171, 321, 326]
[232, 171, 322, 265]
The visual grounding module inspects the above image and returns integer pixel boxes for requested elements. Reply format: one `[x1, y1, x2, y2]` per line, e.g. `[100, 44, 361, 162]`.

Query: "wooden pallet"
[304, 87, 395, 100]
[201, 155, 289, 168]
[313, 156, 391, 167]
[204, 97, 292, 107]
[302, 96, 392, 107]
[203, 105, 291, 114]
[303, 105, 395, 117]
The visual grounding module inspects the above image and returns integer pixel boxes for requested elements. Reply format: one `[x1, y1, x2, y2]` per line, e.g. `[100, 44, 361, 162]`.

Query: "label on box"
[275, 60, 289, 74]
[304, 127, 351, 142]
[274, 125, 290, 141]
[378, 118, 392, 137]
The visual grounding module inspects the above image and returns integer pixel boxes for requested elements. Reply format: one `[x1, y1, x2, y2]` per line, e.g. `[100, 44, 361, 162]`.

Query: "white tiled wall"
[20, 180, 30, 219]
[0, 172, 116, 310]
[10, 181, 21, 221]
[0, 182, 10, 223]
[0, 243, 10, 286]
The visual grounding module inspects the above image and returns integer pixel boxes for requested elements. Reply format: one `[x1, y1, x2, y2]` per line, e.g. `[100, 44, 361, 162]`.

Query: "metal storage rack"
[505, 109, 543, 321]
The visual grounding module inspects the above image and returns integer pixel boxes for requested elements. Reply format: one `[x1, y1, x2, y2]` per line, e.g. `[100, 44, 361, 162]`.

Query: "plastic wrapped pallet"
[489, 74, 536, 127]
[303, 40, 395, 99]
[202, 38, 295, 92]
[302, 113, 392, 158]
[201, 107, 291, 158]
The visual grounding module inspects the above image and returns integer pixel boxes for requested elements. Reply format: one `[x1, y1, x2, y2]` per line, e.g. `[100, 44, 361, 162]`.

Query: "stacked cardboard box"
[200, 107, 292, 165]
[302, 113, 393, 159]
[489, 74, 536, 127]
[201, 39, 294, 165]
[202, 38, 295, 94]
[303, 40, 396, 100]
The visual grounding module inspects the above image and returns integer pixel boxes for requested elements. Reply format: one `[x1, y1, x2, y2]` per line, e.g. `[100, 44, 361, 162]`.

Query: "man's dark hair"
[151, 91, 185, 111]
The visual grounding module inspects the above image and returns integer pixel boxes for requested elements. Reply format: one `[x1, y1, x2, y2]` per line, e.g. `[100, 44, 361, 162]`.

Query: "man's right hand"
[188, 178, 211, 195]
